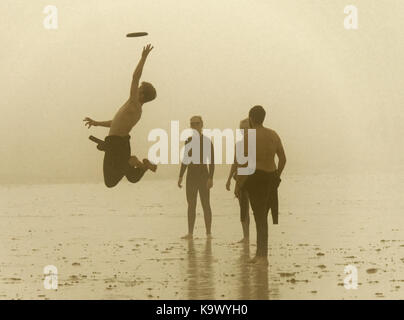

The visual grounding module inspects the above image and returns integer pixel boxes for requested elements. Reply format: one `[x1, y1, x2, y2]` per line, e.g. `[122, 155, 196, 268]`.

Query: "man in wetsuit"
[226, 118, 251, 244]
[178, 116, 214, 240]
[244, 105, 286, 265]
[83, 44, 157, 188]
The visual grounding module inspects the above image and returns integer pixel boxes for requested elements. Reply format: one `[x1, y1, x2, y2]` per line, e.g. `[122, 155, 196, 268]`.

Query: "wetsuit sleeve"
[209, 140, 215, 179]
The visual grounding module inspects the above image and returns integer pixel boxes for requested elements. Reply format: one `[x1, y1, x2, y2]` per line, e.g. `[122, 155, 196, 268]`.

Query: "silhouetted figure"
[244, 106, 286, 265]
[178, 116, 214, 240]
[83, 44, 157, 188]
[226, 118, 251, 244]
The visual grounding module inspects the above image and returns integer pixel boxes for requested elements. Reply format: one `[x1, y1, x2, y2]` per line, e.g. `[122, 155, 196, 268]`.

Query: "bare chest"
[110, 101, 142, 135]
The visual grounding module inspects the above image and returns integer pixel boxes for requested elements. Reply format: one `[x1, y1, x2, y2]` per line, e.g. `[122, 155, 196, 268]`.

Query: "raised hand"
[83, 117, 98, 128]
[142, 44, 154, 58]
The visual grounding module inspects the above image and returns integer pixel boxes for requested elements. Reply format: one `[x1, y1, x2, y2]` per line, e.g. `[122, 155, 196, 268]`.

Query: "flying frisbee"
[126, 32, 148, 38]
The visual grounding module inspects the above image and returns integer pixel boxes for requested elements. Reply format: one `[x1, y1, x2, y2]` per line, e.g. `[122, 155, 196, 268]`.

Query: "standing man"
[84, 44, 157, 188]
[226, 118, 251, 244]
[244, 105, 286, 265]
[178, 116, 214, 240]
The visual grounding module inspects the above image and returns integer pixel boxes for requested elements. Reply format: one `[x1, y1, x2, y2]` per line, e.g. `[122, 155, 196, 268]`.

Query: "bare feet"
[181, 234, 193, 240]
[143, 159, 157, 172]
[248, 256, 268, 266]
[248, 256, 258, 264]
[237, 238, 249, 244]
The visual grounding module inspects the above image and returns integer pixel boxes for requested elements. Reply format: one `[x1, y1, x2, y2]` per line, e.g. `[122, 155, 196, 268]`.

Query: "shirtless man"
[84, 44, 157, 188]
[243, 105, 286, 265]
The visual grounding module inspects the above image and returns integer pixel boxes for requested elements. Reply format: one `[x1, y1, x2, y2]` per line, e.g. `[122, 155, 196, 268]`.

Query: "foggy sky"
[1, 0, 403, 183]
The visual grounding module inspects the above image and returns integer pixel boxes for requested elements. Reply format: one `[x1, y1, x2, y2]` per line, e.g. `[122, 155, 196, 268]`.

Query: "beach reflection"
[237, 243, 252, 299]
[186, 239, 215, 299]
[184, 239, 279, 300]
[237, 244, 279, 300]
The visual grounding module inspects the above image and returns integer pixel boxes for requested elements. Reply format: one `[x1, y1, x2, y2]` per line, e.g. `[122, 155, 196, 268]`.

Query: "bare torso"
[109, 99, 142, 136]
[254, 127, 282, 173]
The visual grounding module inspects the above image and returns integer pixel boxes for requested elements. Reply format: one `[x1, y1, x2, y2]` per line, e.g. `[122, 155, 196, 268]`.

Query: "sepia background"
[1, 0, 403, 182]
[0, 0, 403, 300]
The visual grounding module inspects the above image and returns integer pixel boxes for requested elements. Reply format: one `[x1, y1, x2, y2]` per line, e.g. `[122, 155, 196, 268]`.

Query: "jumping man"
[84, 44, 157, 188]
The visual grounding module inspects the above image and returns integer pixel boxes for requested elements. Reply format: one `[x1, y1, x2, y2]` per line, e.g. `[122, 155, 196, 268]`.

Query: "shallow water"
[0, 173, 403, 299]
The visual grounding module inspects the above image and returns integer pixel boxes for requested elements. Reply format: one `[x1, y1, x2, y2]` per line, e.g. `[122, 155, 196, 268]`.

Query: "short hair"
[141, 82, 156, 103]
[190, 115, 203, 125]
[249, 105, 266, 125]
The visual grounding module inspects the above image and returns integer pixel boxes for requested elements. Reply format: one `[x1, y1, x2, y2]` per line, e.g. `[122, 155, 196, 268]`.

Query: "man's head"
[248, 105, 266, 127]
[139, 81, 157, 103]
[190, 115, 203, 134]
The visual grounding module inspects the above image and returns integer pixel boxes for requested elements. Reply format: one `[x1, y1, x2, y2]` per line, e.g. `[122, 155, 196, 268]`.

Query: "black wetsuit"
[101, 135, 147, 188]
[179, 134, 215, 235]
[244, 170, 281, 257]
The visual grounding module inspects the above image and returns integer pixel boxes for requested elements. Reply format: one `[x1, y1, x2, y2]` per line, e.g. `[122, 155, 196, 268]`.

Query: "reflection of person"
[244, 106, 286, 265]
[186, 239, 215, 299]
[83, 44, 157, 188]
[178, 116, 214, 240]
[226, 118, 250, 244]
[237, 241, 252, 299]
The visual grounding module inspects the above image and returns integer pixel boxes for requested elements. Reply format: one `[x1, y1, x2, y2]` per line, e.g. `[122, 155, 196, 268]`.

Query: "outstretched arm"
[83, 117, 112, 128]
[130, 44, 154, 102]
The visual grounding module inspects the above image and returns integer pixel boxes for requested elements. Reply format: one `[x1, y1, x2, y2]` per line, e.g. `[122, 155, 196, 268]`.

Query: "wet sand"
[0, 173, 403, 299]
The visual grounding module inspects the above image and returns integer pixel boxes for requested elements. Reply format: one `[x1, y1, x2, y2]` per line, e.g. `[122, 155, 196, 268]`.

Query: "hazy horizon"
[1, 0, 403, 184]
[2, 0, 404, 302]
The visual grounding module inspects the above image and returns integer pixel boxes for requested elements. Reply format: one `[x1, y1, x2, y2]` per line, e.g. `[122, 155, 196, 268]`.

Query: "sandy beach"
[0, 173, 403, 300]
